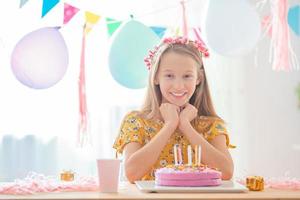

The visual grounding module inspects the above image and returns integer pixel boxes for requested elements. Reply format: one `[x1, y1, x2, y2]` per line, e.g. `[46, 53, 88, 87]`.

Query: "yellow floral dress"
[113, 111, 235, 180]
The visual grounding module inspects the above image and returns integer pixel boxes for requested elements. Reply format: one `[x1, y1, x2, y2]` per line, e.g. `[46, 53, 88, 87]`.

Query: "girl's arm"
[180, 120, 234, 180]
[123, 122, 176, 183]
[124, 103, 179, 182]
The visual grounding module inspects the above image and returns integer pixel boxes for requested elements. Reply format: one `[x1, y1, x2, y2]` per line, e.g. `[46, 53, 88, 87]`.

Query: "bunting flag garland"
[150, 26, 166, 38]
[42, 0, 59, 18]
[19, 0, 29, 8]
[84, 11, 101, 34]
[106, 18, 122, 36]
[77, 24, 90, 147]
[63, 3, 79, 25]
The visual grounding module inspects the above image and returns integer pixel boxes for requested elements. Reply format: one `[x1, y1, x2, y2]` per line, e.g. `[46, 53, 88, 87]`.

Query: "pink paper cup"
[96, 159, 121, 193]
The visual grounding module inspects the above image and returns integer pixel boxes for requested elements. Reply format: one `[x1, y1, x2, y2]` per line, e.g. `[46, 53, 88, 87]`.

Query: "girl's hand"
[160, 103, 180, 129]
[179, 103, 198, 131]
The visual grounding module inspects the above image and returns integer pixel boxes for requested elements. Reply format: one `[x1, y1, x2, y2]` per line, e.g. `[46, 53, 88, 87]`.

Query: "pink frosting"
[155, 178, 222, 187]
[155, 166, 222, 187]
[156, 167, 221, 180]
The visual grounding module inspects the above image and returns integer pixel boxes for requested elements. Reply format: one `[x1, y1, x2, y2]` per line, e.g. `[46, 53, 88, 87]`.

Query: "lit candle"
[174, 144, 178, 165]
[194, 145, 198, 166]
[198, 145, 202, 165]
[178, 145, 183, 165]
[187, 145, 192, 166]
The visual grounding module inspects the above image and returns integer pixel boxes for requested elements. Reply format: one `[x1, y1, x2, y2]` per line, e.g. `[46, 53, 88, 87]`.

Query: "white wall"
[206, 26, 300, 178]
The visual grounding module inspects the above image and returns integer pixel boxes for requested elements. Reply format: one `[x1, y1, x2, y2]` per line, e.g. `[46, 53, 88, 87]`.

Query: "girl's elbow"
[222, 166, 234, 180]
[125, 170, 139, 183]
[127, 177, 136, 184]
[125, 163, 141, 183]
[126, 170, 144, 183]
[221, 157, 234, 180]
[222, 172, 233, 180]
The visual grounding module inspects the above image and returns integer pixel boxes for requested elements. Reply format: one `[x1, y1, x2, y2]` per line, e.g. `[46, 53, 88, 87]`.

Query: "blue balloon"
[288, 5, 300, 36]
[109, 20, 160, 89]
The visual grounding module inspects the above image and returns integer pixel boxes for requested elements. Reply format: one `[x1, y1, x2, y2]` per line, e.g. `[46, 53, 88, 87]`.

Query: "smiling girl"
[113, 37, 235, 183]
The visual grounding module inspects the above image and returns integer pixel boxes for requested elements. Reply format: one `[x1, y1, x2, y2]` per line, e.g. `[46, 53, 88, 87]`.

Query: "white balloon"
[11, 27, 69, 89]
[204, 0, 261, 56]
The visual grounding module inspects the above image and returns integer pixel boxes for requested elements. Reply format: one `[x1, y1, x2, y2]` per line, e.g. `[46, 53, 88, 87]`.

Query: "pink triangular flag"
[63, 3, 79, 25]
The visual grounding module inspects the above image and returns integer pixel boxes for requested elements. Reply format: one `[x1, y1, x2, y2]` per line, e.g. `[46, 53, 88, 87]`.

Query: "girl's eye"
[184, 74, 193, 79]
[165, 74, 174, 78]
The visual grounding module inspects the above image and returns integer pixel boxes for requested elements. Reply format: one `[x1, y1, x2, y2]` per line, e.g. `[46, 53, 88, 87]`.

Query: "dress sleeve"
[203, 120, 236, 148]
[113, 112, 146, 155]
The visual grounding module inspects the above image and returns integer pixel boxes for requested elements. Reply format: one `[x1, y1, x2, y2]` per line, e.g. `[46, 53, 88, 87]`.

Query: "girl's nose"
[173, 79, 184, 90]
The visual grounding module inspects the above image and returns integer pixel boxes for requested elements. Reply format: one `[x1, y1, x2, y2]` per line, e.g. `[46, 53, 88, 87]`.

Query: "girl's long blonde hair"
[140, 41, 220, 121]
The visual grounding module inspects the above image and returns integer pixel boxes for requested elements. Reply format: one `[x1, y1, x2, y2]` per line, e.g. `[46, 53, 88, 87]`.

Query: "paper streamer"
[269, 0, 299, 71]
[180, 0, 188, 38]
[193, 27, 207, 46]
[77, 24, 90, 147]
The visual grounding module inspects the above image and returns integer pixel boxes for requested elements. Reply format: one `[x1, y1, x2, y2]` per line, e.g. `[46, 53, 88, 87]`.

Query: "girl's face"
[155, 51, 201, 107]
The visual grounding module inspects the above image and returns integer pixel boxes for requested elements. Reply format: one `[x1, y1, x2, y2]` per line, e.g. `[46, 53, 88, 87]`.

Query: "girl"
[113, 37, 235, 183]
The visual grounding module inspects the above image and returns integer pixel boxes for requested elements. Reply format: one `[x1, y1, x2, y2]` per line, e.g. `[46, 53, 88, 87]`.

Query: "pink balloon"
[11, 27, 69, 89]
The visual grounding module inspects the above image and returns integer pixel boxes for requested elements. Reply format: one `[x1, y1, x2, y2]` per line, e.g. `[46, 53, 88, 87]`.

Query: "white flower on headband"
[144, 36, 209, 70]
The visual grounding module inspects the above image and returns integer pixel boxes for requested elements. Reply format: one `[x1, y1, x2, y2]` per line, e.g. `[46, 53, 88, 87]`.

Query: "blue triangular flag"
[288, 5, 300, 36]
[20, 0, 29, 8]
[150, 26, 166, 38]
[42, 0, 60, 18]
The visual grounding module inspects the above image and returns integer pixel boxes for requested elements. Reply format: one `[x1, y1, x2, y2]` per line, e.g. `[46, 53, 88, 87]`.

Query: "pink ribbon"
[237, 176, 300, 190]
[0, 172, 98, 195]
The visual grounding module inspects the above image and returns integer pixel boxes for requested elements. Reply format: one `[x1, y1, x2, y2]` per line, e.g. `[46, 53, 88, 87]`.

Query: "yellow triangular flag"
[84, 11, 101, 34]
[175, 27, 181, 36]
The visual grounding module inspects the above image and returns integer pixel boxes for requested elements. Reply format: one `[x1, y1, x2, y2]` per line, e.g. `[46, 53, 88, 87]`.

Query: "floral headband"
[144, 36, 209, 70]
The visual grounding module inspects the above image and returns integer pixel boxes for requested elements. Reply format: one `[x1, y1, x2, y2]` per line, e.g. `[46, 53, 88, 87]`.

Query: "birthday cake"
[155, 144, 222, 187]
[155, 164, 222, 187]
